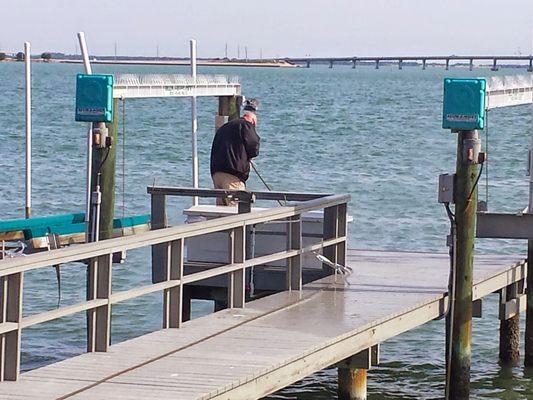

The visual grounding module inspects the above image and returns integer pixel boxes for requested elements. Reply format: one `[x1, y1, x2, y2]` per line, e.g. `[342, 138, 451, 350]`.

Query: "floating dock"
[0, 248, 525, 399]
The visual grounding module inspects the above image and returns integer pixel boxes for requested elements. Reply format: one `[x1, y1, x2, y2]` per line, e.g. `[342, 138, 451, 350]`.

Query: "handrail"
[0, 194, 349, 276]
[0, 192, 350, 381]
[147, 186, 332, 202]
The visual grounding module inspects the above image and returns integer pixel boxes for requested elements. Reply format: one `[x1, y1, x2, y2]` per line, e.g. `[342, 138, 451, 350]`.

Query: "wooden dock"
[0, 249, 525, 399]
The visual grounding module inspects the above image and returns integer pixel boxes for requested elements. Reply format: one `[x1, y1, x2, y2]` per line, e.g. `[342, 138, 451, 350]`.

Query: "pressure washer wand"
[250, 161, 284, 206]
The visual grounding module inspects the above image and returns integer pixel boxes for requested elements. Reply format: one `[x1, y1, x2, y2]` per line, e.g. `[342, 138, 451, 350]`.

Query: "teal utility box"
[75, 74, 114, 122]
[442, 78, 486, 130]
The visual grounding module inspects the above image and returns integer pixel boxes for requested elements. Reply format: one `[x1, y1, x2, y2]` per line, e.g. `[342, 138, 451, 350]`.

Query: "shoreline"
[0, 58, 298, 68]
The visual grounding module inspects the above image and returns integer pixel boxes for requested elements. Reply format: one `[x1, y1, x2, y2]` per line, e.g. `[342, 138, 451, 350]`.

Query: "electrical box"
[75, 74, 114, 122]
[438, 173, 455, 203]
[442, 78, 486, 130]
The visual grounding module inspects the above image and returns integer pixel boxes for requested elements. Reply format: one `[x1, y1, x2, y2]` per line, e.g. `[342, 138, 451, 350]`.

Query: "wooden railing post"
[287, 215, 302, 291]
[87, 253, 112, 352]
[163, 239, 184, 328]
[323, 205, 339, 274]
[1, 272, 23, 381]
[228, 226, 246, 308]
[151, 193, 168, 284]
[337, 203, 348, 267]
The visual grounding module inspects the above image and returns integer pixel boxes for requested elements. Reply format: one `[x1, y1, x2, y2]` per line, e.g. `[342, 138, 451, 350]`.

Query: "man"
[210, 98, 261, 205]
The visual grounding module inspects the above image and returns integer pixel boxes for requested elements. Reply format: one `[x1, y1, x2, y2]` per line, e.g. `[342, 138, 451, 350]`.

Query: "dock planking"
[0, 249, 525, 399]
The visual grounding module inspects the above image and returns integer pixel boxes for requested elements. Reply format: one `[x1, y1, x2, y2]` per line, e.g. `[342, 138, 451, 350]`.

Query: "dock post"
[337, 346, 378, 400]
[89, 98, 119, 241]
[469, 59, 474, 71]
[329, 60, 333, 69]
[218, 95, 242, 123]
[352, 59, 356, 69]
[323, 206, 339, 275]
[398, 59, 403, 70]
[448, 129, 480, 399]
[338, 368, 366, 400]
[163, 239, 184, 328]
[491, 59, 498, 71]
[0, 273, 23, 381]
[422, 59, 427, 70]
[445, 59, 450, 71]
[526, 241, 533, 366]
[375, 60, 379, 69]
[286, 215, 302, 291]
[528, 58, 533, 72]
[499, 283, 520, 365]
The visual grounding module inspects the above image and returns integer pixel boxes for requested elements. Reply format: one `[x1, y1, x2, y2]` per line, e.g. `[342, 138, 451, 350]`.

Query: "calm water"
[1, 61, 533, 398]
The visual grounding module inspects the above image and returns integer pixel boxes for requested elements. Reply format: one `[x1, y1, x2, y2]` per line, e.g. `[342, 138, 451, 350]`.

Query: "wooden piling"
[525, 240, 533, 367]
[499, 283, 520, 365]
[90, 98, 119, 240]
[338, 368, 367, 400]
[448, 130, 478, 399]
[219, 95, 242, 122]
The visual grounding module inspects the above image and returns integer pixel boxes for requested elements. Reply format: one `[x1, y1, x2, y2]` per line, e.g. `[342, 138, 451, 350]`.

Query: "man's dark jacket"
[210, 118, 260, 182]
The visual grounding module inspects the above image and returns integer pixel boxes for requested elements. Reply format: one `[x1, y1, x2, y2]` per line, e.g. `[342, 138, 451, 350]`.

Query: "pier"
[0, 189, 526, 398]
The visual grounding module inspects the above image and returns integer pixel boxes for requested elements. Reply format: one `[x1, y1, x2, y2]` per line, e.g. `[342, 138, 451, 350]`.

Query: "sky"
[1, 0, 532, 58]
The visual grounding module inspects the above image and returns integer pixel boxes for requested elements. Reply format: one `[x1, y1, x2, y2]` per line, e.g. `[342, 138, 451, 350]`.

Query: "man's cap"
[243, 98, 260, 112]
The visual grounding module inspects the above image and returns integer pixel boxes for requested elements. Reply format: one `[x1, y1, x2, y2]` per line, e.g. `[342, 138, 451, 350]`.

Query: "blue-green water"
[1, 61, 533, 398]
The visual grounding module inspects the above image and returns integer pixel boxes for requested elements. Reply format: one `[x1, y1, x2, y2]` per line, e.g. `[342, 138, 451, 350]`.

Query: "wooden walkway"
[0, 249, 525, 399]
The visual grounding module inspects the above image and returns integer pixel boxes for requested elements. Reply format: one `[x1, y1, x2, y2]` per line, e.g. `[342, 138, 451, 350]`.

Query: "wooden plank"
[286, 216, 302, 291]
[88, 254, 112, 352]
[151, 193, 168, 284]
[322, 205, 338, 274]
[164, 239, 184, 328]
[0, 250, 525, 398]
[230, 227, 245, 308]
[3, 272, 23, 381]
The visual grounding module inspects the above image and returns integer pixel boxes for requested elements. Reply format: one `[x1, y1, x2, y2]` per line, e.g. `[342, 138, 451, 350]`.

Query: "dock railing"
[0, 188, 349, 381]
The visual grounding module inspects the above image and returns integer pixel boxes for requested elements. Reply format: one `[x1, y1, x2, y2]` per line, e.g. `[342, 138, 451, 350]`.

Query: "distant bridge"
[286, 55, 533, 71]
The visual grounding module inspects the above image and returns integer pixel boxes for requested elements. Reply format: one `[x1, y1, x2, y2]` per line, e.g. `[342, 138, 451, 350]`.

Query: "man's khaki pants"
[212, 172, 245, 206]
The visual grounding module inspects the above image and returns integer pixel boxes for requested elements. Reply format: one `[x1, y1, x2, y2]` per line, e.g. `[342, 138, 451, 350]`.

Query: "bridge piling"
[352, 59, 356, 69]
[491, 59, 498, 71]
[469, 59, 474, 71]
[445, 59, 450, 71]
[375, 60, 379, 69]
[329, 60, 333, 69]
[422, 59, 427, 70]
